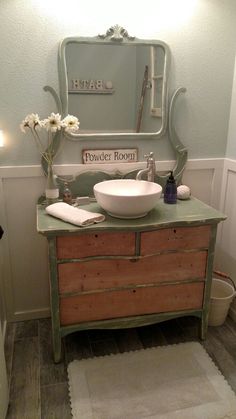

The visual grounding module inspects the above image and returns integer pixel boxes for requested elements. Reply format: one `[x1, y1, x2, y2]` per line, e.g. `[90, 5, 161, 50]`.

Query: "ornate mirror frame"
[55, 25, 171, 141]
[40, 26, 187, 199]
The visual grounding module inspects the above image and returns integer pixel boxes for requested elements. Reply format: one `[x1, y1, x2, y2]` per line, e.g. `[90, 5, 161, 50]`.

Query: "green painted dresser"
[37, 197, 226, 362]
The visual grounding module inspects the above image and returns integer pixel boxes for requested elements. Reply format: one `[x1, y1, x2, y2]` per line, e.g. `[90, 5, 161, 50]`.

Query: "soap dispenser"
[164, 171, 177, 204]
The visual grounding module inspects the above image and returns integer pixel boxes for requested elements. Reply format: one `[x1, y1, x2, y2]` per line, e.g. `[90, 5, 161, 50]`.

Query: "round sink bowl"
[93, 179, 162, 219]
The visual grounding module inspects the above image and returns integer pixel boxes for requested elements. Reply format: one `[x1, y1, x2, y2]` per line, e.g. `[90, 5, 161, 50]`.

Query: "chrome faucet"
[136, 152, 156, 182]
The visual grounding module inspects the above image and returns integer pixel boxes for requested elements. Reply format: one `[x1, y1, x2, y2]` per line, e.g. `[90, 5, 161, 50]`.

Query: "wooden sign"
[82, 149, 138, 164]
[69, 79, 114, 94]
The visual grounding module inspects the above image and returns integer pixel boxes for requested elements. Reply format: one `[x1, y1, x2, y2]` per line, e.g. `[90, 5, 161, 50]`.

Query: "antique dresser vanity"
[37, 197, 225, 362]
[36, 25, 226, 362]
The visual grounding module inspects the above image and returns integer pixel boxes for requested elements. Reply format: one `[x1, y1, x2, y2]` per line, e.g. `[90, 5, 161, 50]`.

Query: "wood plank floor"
[4, 316, 236, 419]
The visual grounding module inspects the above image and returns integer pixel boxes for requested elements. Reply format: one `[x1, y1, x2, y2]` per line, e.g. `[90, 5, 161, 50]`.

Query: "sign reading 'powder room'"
[82, 149, 138, 164]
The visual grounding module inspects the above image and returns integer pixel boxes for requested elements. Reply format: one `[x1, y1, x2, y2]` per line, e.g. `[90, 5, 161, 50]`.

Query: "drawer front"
[58, 250, 207, 294]
[60, 282, 204, 325]
[141, 225, 211, 255]
[57, 231, 135, 259]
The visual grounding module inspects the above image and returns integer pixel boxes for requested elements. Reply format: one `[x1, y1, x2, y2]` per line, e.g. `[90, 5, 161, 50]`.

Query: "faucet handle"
[144, 152, 154, 161]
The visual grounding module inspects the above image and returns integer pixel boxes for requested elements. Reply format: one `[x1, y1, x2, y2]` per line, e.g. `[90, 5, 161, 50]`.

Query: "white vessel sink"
[93, 179, 162, 219]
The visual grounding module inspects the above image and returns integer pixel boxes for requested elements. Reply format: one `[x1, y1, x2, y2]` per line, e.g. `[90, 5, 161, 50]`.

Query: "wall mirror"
[57, 25, 170, 141]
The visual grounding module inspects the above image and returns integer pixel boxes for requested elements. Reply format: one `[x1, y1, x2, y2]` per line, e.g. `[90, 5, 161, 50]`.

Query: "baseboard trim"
[11, 308, 51, 322]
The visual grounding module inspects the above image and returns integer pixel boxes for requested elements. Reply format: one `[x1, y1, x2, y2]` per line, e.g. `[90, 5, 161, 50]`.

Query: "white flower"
[20, 121, 27, 133]
[20, 113, 41, 132]
[43, 113, 62, 133]
[20, 112, 80, 166]
[62, 114, 80, 132]
[28, 113, 41, 128]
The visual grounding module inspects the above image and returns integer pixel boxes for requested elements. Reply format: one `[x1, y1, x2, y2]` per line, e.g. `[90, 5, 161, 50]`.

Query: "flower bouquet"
[20, 112, 79, 203]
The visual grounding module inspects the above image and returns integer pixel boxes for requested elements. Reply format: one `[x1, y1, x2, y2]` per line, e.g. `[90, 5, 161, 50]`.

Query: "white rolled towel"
[46, 202, 105, 226]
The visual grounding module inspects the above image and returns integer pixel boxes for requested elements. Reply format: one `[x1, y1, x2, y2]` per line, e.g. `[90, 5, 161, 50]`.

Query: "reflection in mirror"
[58, 26, 170, 141]
[66, 44, 165, 133]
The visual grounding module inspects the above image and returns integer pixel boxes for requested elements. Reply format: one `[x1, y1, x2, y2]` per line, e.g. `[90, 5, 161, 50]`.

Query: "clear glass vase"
[45, 164, 59, 205]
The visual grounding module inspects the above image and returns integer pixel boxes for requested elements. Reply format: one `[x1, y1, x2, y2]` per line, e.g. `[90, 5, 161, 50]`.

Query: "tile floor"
[4, 316, 236, 419]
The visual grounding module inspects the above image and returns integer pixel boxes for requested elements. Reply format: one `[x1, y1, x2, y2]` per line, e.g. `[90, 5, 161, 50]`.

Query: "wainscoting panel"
[220, 169, 236, 259]
[0, 159, 225, 321]
[2, 175, 50, 321]
[217, 159, 236, 321]
[0, 240, 7, 338]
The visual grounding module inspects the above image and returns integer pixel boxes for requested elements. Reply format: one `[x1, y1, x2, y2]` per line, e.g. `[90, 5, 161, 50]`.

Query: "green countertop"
[37, 197, 226, 237]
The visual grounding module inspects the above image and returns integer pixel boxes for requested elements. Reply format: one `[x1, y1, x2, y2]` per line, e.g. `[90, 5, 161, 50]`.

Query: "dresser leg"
[52, 327, 62, 363]
[199, 315, 208, 340]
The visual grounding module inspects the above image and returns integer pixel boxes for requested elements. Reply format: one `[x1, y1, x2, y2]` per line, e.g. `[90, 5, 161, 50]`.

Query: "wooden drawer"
[58, 250, 207, 294]
[57, 231, 135, 259]
[60, 282, 204, 325]
[140, 225, 211, 255]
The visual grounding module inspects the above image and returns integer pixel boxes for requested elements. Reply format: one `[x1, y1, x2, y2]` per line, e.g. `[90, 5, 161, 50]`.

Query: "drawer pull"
[129, 258, 139, 263]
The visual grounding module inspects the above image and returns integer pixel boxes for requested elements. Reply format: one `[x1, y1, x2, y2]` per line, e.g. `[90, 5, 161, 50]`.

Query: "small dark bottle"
[63, 182, 73, 205]
[164, 171, 177, 204]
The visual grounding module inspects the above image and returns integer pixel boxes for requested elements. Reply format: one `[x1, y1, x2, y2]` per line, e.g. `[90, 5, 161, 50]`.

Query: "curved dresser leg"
[52, 326, 62, 363]
[200, 315, 208, 340]
[48, 237, 62, 363]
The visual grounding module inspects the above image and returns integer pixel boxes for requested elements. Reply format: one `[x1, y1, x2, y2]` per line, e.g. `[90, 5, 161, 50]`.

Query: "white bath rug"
[68, 341, 236, 419]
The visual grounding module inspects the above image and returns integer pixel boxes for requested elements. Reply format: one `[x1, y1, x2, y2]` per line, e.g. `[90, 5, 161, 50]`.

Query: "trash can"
[208, 271, 236, 327]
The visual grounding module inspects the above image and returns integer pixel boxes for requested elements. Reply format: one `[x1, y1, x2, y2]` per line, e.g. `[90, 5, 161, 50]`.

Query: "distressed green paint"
[48, 237, 62, 363]
[37, 196, 226, 235]
[168, 87, 188, 185]
[42, 29, 187, 184]
[60, 309, 203, 338]
[57, 255, 141, 265]
[40, 87, 188, 189]
[37, 196, 226, 362]
[60, 278, 208, 299]
[57, 28, 170, 140]
[135, 232, 141, 257]
[56, 248, 209, 267]
[200, 224, 218, 339]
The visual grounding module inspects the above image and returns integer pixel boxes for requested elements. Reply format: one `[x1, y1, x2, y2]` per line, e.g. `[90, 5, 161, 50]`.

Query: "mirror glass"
[58, 27, 170, 140]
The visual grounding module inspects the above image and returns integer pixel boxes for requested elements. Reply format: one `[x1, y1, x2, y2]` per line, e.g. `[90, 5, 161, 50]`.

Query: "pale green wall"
[226, 56, 236, 159]
[0, 0, 236, 166]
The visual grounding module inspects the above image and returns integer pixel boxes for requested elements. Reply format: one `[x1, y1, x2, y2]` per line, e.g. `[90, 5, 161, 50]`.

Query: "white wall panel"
[0, 159, 225, 321]
[220, 170, 236, 259]
[1, 174, 50, 321]
[216, 159, 236, 321]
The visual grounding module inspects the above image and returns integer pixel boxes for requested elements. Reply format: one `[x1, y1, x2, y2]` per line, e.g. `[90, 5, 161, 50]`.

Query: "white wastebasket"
[208, 277, 236, 326]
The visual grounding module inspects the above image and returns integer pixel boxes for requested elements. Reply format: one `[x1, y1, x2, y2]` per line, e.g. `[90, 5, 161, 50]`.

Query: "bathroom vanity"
[35, 26, 226, 363]
[37, 196, 226, 362]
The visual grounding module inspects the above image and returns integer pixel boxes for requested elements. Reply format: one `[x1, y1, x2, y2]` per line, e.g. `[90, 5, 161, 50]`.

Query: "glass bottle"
[45, 164, 59, 205]
[63, 182, 73, 205]
[164, 171, 177, 204]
